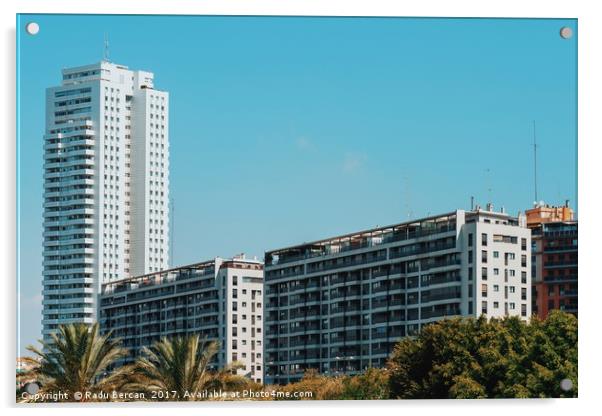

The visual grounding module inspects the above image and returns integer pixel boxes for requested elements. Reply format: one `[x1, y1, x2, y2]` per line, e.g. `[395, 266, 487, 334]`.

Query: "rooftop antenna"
[533, 120, 538, 204]
[485, 168, 492, 205]
[403, 175, 413, 220]
[103, 33, 110, 62]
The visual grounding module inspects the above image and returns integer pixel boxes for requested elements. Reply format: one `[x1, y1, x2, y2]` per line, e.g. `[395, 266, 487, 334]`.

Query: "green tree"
[17, 323, 130, 402]
[125, 334, 251, 401]
[271, 368, 389, 401]
[273, 369, 344, 400]
[339, 368, 390, 400]
[387, 311, 577, 399]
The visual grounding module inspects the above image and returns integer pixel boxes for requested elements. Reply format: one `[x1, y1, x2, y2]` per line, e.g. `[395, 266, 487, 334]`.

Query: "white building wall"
[218, 257, 264, 384]
[42, 61, 170, 342]
[129, 84, 169, 276]
[460, 210, 531, 320]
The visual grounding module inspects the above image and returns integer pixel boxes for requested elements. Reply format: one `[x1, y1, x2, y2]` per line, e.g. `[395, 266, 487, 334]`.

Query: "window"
[481, 284, 488, 297]
[493, 301, 499, 309]
[481, 301, 488, 314]
[494, 268, 499, 275]
[521, 287, 527, 300]
[468, 250, 473, 264]
[521, 271, 527, 284]
[509, 286, 516, 293]
[509, 302, 516, 310]
[493, 251, 499, 258]
[232, 276, 238, 286]
[482, 250, 488, 263]
[482, 233, 488, 246]
[521, 255, 527, 267]
[468, 233, 473, 247]
[521, 238, 527, 251]
[481, 267, 488, 280]
[493, 284, 499, 292]
[521, 304, 527, 317]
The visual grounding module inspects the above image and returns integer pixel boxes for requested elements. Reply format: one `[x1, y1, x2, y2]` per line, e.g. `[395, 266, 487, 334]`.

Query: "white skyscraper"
[42, 61, 170, 342]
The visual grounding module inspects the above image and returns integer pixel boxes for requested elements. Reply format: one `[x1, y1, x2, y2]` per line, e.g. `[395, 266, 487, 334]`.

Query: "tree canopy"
[386, 310, 577, 399]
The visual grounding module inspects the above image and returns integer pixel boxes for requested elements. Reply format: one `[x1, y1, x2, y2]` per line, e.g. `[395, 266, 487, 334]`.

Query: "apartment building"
[99, 255, 264, 383]
[42, 61, 169, 343]
[527, 202, 578, 318]
[263, 207, 531, 384]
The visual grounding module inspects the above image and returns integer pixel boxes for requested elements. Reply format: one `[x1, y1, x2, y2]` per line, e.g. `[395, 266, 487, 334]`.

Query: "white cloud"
[342, 152, 367, 173]
[295, 136, 314, 151]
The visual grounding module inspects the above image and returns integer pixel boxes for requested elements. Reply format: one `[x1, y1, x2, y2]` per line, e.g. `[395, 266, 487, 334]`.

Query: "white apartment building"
[42, 61, 170, 343]
[264, 207, 531, 384]
[99, 255, 265, 383]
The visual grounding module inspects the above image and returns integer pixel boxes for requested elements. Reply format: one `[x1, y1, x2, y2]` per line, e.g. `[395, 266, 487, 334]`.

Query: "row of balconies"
[44, 185, 95, 198]
[43, 266, 95, 275]
[41, 285, 94, 296]
[43, 237, 94, 247]
[43, 197, 95, 210]
[43, 207, 94, 218]
[43, 226, 95, 239]
[266, 271, 461, 296]
[42, 257, 94, 270]
[44, 157, 94, 171]
[43, 218, 94, 230]
[268, 285, 461, 309]
[267, 223, 457, 268]
[44, 135, 95, 150]
[44, 168, 95, 180]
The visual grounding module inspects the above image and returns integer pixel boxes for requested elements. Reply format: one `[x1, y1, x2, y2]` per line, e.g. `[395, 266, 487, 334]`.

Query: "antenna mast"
[485, 168, 492, 204]
[533, 120, 538, 203]
[403, 175, 413, 220]
[103, 33, 110, 62]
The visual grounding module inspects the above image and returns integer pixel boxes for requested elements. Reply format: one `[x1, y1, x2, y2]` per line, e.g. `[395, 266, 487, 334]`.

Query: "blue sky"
[17, 15, 577, 354]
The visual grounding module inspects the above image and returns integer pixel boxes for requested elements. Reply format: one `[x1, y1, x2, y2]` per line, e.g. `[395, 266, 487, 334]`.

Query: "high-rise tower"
[42, 61, 170, 342]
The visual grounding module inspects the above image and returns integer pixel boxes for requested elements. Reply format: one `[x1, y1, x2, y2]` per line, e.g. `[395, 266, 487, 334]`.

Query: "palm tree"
[125, 334, 251, 401]
[17, 323, 130, 402]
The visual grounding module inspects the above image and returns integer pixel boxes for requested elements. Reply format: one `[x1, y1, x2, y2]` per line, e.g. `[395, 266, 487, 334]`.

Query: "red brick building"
[527, 203, 578, 318]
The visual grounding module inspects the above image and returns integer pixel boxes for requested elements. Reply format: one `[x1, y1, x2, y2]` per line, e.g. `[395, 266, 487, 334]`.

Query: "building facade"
[42, 61, 170, 343]
[527, 203, 578, 318]
[99, 255, 264, 383]
[263, 208, 531, 384]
